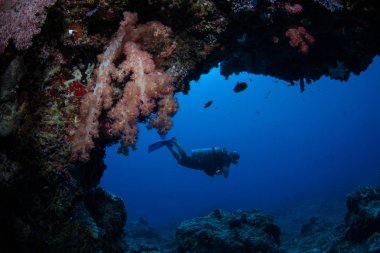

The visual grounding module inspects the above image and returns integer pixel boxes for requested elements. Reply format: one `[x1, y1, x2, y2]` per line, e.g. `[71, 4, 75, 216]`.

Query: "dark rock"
[344, 187, 380, 242]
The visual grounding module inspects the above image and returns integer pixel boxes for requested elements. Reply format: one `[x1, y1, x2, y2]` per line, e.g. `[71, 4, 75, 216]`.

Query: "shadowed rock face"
[1, 0, 380, 251]
[175, 209, 284, 253]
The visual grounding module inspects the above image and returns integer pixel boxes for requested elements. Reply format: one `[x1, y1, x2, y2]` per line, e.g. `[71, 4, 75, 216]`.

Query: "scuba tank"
[191, 147, 226, 161]
[191, 147, 229, 177]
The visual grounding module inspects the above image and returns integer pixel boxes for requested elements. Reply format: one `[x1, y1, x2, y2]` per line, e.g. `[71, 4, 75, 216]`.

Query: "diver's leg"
[166, 144, 181, 162]
[171, 140, 188, 159]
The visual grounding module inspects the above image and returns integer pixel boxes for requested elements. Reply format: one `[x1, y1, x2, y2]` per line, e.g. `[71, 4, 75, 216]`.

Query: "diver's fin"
[148, 139, 174, 152]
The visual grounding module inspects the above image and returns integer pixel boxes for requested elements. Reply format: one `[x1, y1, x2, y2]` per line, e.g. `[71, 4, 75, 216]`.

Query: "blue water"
[101, 57, 380, 232]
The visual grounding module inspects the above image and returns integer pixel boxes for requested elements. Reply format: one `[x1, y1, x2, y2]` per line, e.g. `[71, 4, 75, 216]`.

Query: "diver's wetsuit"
[167, 141, 231, 177]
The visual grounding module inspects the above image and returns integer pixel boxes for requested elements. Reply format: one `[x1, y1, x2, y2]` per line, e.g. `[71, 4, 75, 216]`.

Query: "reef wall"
[1, 0, 380, 251]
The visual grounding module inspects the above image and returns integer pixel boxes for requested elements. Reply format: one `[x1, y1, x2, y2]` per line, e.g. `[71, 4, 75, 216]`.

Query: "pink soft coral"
[72, 12, 178, 161]
[0, 0, 56, 52]
[108, 42, 178, 147]
[285, 26, 315, 55]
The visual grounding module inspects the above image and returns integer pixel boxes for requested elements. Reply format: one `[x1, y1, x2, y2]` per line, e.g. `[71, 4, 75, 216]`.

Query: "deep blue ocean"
[101, 57, 380, 234]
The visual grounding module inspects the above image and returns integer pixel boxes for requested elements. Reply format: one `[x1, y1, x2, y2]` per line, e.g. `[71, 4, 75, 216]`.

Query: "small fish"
[237, 33, 247, 44]
[86, 5, 99, 17]
[233, 82, 248, 93]
[204, 100, 213, 108]
[249, 78, 252, 81]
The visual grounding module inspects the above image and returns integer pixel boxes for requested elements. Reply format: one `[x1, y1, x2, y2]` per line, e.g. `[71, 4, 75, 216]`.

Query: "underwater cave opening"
[100, 57, 380, 236]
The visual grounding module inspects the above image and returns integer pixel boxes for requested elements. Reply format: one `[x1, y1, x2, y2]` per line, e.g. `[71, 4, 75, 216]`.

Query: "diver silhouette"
[149, 138, 240, 177]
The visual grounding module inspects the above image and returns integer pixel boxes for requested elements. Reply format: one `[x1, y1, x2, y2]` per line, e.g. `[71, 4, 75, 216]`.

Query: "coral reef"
[175, 209, 284, 253]
[0, 0, 56, 52]
[219, 0, 380, 90]
[123, 187, 380, 252]
[1, 0, 380, 251]
[46, 188, 127, 252]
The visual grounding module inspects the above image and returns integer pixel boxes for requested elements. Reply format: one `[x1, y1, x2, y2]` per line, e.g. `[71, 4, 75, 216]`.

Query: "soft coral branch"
[285, 26, 315, 55]
[72, 12, 178, 161]
[108, 42, 178, 146]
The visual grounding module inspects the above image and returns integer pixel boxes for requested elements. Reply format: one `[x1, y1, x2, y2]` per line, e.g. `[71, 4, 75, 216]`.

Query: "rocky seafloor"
[126, 186, 380, 253]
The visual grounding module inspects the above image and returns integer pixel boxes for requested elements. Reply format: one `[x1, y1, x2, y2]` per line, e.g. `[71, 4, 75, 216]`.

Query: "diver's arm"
[219, 154, 230, 177]
[222, 166, 229, 178]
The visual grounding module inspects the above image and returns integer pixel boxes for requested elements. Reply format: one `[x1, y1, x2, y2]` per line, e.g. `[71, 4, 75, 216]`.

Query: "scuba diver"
[148, 138, 240, 178]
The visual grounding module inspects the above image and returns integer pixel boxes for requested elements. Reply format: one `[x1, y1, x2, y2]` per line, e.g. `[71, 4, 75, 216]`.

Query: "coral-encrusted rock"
[344, 187, 380, 242]
[43, 188, 127, 253]
[175, 209, 284, 253]
[84, 187, 127, 249]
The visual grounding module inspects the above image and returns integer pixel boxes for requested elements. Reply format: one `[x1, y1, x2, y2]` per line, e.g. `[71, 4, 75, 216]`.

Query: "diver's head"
[229, 150, 240, 164]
